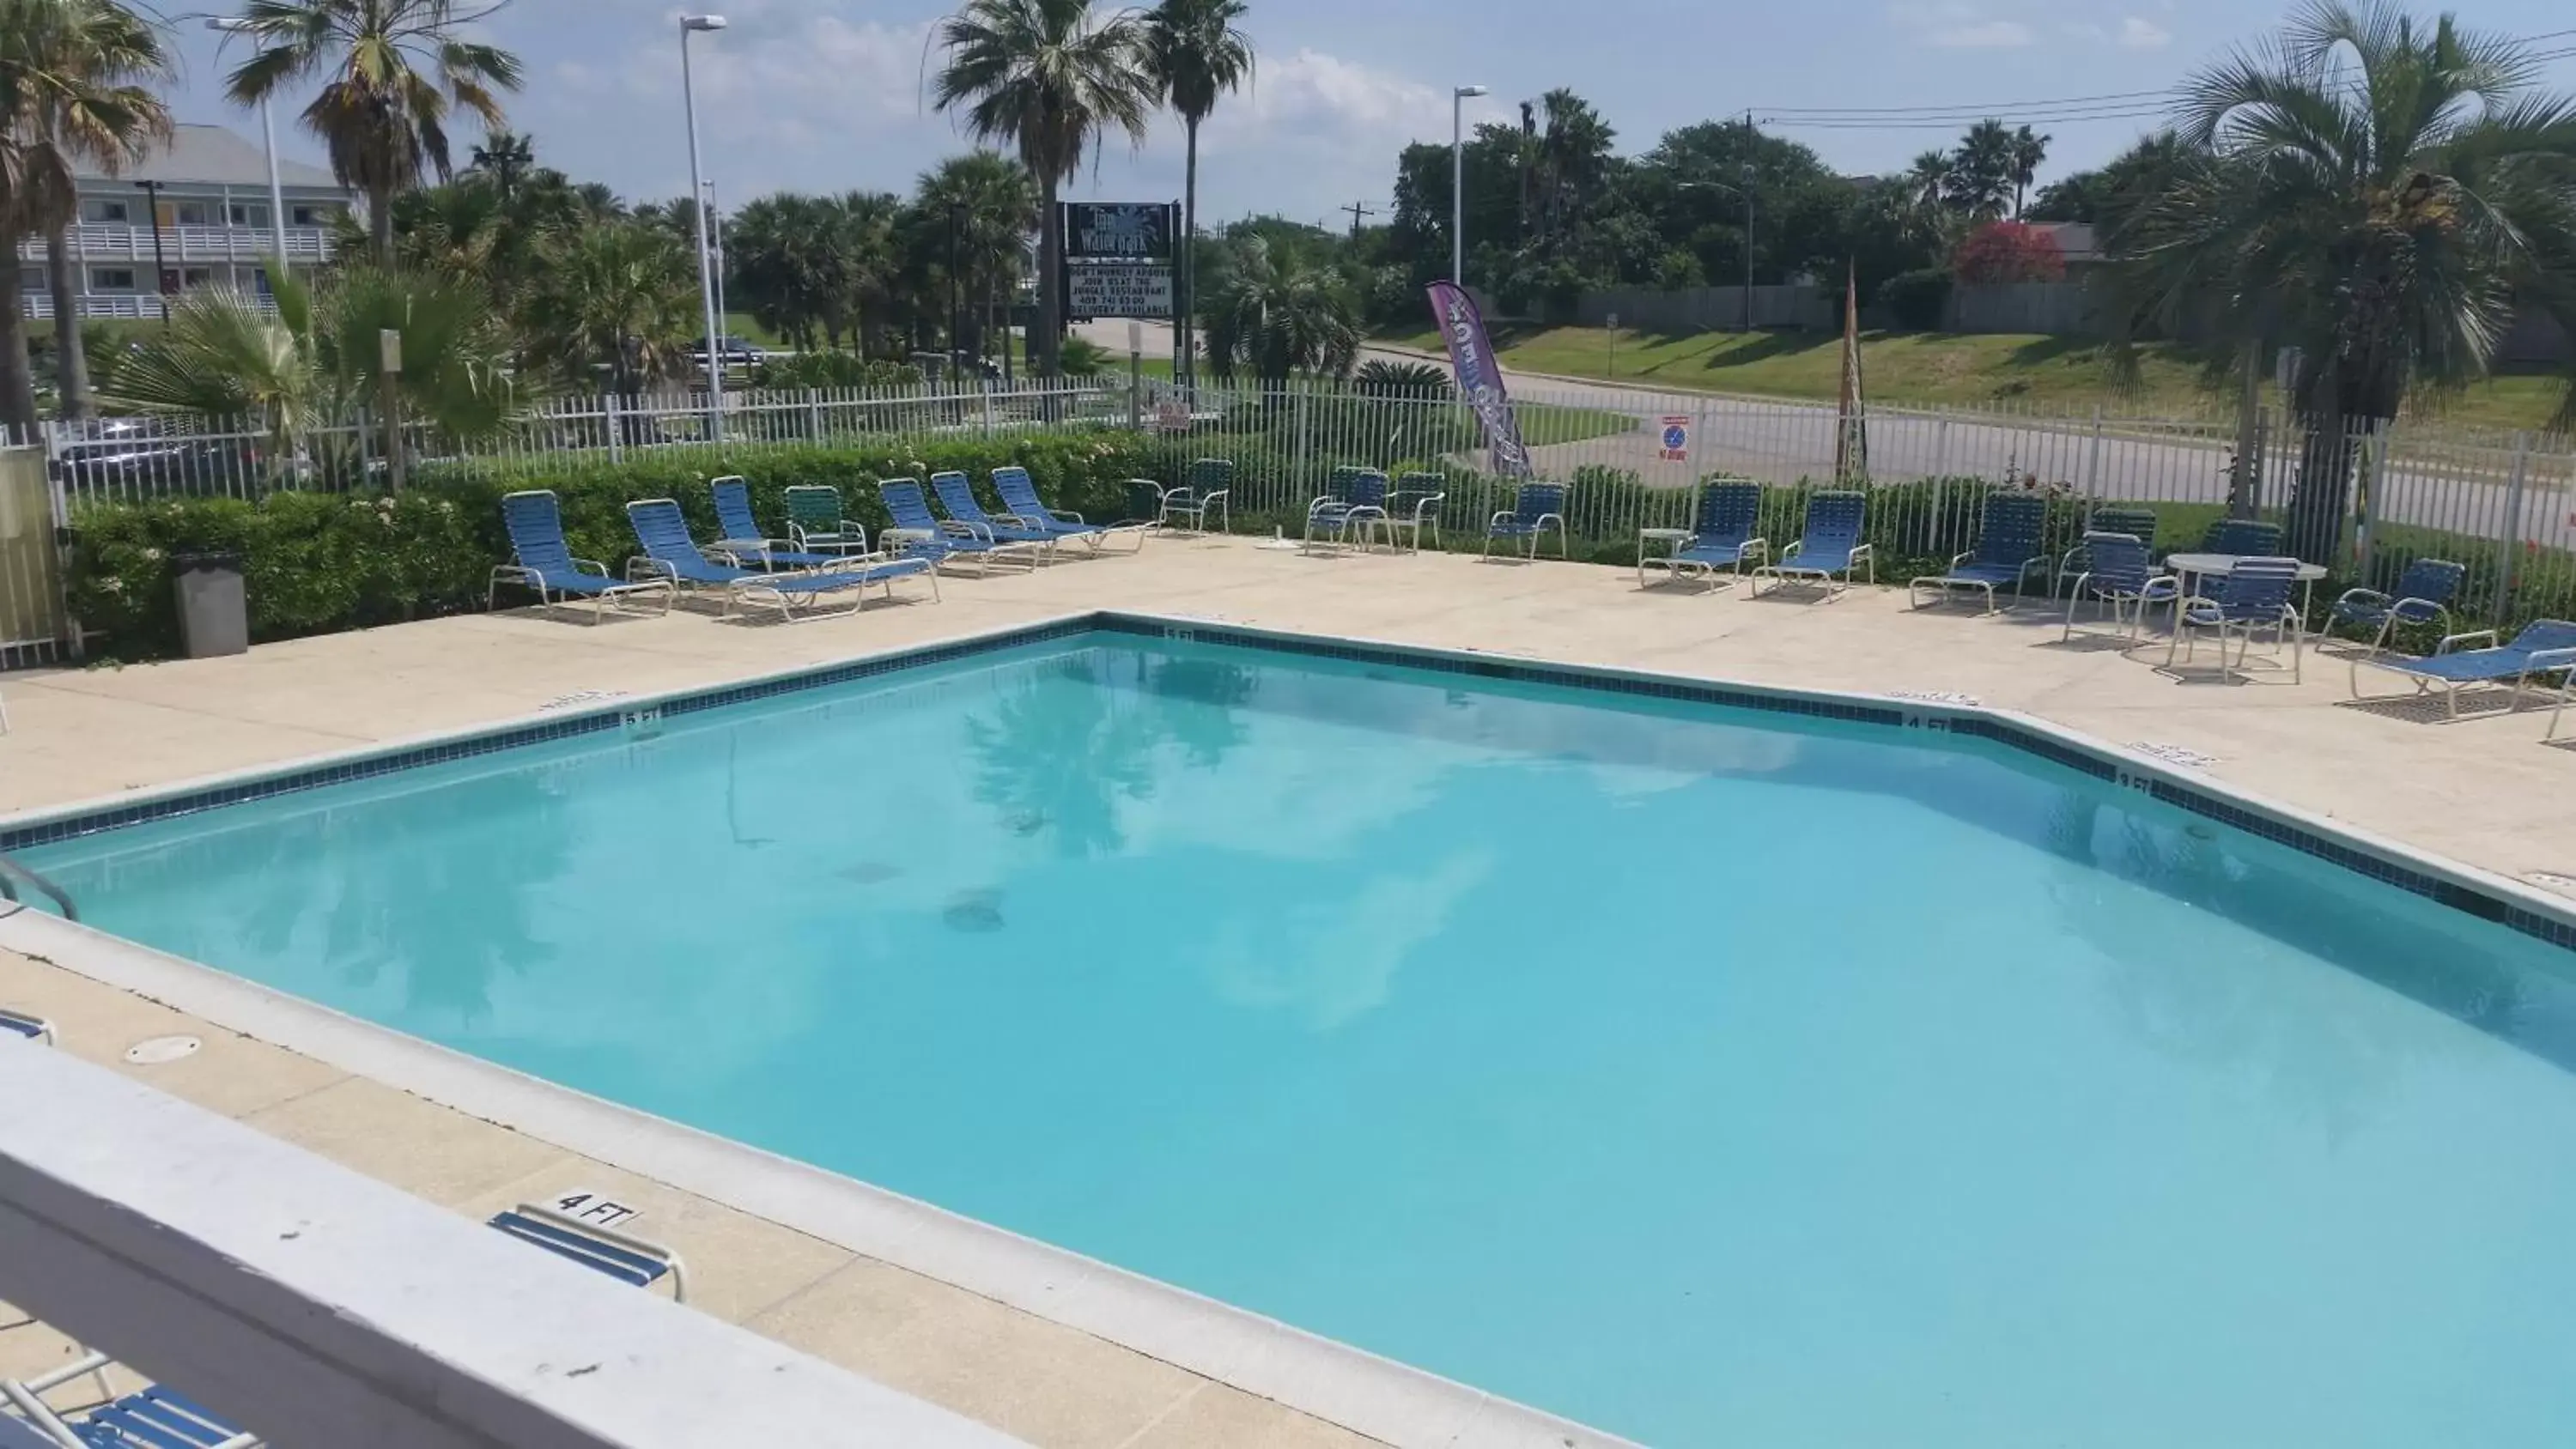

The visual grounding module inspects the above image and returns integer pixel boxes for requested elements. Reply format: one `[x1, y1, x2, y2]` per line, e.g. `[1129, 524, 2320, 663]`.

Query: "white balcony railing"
[21, 292, 281, 321]
[21, 222, 333, 264]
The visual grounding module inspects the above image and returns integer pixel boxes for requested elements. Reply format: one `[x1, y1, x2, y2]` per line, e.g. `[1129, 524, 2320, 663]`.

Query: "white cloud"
[2118, 15, 2172, 48]
[1891, 1, 2037, 48]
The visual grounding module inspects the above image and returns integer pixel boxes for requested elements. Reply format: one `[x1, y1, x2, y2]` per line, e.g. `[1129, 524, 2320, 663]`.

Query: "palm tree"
[1947, 118, 2017, 220]
[465, 125, 532, 203]
[222, 0, 525, 263]
[28, 0, 167, 421]
[1199, 232, 1358, 385]
[524, 221, 698, 396]
[1534, 88, 1615, 240]
[933, 0, 1156, 379]
[2114, 0, 2576, 561]
[915, 150, 1037, 375]
[102, 264, 515, 472]
[0, 0, 168, 431]
[2006, 124, 2050, 219]
[1140, 0, 1251, 387]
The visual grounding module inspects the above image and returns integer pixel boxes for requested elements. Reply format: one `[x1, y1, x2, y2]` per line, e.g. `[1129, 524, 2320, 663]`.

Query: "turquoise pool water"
[25, 634, 2576, 1446]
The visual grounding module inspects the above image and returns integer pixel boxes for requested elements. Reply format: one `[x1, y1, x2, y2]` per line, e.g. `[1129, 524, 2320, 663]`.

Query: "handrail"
[0, 853, 77, 922]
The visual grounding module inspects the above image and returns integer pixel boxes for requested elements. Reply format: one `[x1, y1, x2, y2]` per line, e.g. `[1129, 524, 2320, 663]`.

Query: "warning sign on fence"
[1657, 415, 1692, 463]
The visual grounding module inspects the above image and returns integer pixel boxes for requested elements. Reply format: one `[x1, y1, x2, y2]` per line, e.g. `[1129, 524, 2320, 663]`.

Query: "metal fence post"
[1292, 382, 1313, 525]
[2082, 404, 2104, 524]
[2495, 430, 2530, 621]
[603, 393, 623, 465]
[806, 387, 823, 441]
[981, 383, 996, 439]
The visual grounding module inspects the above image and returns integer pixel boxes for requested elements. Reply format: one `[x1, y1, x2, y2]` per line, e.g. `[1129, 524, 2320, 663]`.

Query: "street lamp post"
[679, 15, 727, 440]
[204, 18, 289, 282]
[1450, 85, 1487, 287]
[132, 179, 168, 328]
[701, 179, 729, 337]
[1677, 172, 1759, 332]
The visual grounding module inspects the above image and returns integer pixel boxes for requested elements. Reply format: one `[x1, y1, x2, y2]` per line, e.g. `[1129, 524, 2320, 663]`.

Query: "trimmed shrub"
[1875, 268, 1953, 330]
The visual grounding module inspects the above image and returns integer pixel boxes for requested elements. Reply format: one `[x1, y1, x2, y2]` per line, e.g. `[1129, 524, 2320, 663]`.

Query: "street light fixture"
[204, 17, 289, 282]
[1451, 85, 1487, 287]
[679, 15, 726, 438]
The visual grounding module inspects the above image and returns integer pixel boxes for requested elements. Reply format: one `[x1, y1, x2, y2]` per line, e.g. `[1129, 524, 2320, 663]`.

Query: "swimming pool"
[19, 624, 2576, 1447]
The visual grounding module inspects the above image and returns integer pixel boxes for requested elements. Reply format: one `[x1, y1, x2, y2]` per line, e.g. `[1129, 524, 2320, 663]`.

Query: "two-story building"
[19, 122, 355, 319]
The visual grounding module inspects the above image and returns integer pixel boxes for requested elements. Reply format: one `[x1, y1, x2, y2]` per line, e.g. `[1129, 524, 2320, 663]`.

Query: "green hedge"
[66, 433, 1171, 660]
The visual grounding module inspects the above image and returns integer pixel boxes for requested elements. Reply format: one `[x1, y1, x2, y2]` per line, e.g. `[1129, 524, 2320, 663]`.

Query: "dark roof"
[77, 124, 342, 190]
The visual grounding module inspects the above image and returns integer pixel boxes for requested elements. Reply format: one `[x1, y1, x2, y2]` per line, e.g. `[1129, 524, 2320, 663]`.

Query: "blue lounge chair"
[1485, 481, 1567, 560]
[488, 1202, 690, 1301]
[708, 477, 852, 572]
[1641, 480, 1767, 590]
[625, 498, 936, 619]
[1384, 471, 1447, 553]
[878, 478, 1036, 573]
[1911, 493, 2050, 612]
[1752, 491, 1874, 599]
[488, 490, 673, 622]
[2060, 531, 2178, 643]
[0, 1008, 53, 1045]
[2167, 555, 2304, 682]
[2200, 517, 2284, 556]
[992, 466, 1142, 552]
[2054, 506, 2157, 597]
[1307, 469, 1389, 551]
[927, 471, 1056, 554]
[2330, 557, 2466, 656]
[2354, 618, 2576, 719]
[3, 1354, 257, 1448]
[1156, 458, 1233, 531]
[782, 484, 872, 559]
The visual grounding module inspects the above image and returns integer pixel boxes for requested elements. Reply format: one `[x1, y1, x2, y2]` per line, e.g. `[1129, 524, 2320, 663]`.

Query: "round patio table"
[2162, 552, 2329, 671]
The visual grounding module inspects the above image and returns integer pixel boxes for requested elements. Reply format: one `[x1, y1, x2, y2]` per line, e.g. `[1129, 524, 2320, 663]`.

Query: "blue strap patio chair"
[488, 490, 673, 622]
[708, 477, 850, 573]
[0, 1007, 54, 1045]
[625, 498, 936, 620]
[928, 471, 1056, 557]
[1912, 493, 2051, 612]
[2055, 506, 2157, 597]
[2330, 557, 2466, 658]
[1752, 491, 1874, 599]
[2201, 517, 2284, 556]
[992, 466, 1143, 551]
[1641, 480, 1768, 591]
[878, 478, 1036, 573]
[2168, 555, 2304, 682]
[782, 485, 872, 559]
[1307, 470, 1390, 551]
[3, 1355, 257, 1449]
[488, 1202, 690, 1302]
[2354, 618, 2576, 721]
[1384, 471, 1447, 553]
[2060, 531, 2178, 644]
[1156, 458, 1233, 532]
[1485, 482, 1568, 560]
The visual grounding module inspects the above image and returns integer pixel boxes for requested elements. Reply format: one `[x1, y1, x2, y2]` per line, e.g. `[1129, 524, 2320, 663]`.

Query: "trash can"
[173, 553, 248, 658]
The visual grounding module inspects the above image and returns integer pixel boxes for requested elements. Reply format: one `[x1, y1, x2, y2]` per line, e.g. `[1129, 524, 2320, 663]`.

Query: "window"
[228, 203, 269, 228]
[179, 267, 212, 289]
[90, 268, 135, 291]
[82, 198, 130, 224]
[173, 202, 210, 226]
[290, 203, 337, 227]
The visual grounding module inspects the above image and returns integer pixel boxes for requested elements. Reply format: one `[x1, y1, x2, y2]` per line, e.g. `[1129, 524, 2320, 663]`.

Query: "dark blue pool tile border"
[9, 609, 2571, 955]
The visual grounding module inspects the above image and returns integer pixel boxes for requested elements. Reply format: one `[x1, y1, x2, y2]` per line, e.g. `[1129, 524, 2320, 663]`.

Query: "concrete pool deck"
[3, 536, 2571, 1446]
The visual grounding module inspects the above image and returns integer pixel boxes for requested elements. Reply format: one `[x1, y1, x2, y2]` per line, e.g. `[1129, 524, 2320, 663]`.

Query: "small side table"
[1637, 527, 1693, 586]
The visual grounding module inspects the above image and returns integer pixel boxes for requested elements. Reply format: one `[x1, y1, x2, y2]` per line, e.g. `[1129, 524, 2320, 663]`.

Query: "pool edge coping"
[5, 607, 2573, 1449]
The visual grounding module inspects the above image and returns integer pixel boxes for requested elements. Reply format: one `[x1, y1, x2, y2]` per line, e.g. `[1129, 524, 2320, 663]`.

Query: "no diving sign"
[1657, 415, 1692, 463]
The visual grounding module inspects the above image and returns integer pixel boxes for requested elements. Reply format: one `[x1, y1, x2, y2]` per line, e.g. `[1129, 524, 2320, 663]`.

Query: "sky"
[154, 0, 2576, 225]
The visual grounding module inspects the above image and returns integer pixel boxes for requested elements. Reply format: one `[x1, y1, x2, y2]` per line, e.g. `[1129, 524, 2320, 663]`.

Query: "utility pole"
[1340, 200, 1377, 239]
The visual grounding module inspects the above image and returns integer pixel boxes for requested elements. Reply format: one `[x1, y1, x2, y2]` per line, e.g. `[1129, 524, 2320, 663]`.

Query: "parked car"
[52, 422, 263, 498]
[694, 335, 766, 370]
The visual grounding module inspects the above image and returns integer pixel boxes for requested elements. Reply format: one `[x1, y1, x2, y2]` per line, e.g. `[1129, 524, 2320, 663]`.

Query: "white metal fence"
[32, 373, 2576, 624]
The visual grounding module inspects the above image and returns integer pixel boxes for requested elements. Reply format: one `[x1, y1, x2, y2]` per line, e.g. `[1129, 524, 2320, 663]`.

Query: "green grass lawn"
[1375, 323, 2571, 431]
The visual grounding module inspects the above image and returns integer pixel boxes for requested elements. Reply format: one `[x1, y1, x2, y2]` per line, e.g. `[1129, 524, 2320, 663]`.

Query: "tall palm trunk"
[1034, 173, 1061, 379]
[0, 251, 37, 436]
[46, 230, 89, 419]
[1180, 116, 1200, 390]
[369, 179, 395, 262]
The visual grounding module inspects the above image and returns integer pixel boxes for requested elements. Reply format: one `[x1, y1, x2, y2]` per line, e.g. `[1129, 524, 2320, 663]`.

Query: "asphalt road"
[1074, 318, 2566, 553]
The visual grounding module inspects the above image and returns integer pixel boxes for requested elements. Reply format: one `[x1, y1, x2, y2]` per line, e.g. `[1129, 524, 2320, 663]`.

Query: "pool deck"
[3, 536, 2571, 1446]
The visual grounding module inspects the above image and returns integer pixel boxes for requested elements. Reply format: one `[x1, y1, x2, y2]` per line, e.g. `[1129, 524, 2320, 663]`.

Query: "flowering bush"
[1951, 221, 2067, 284]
